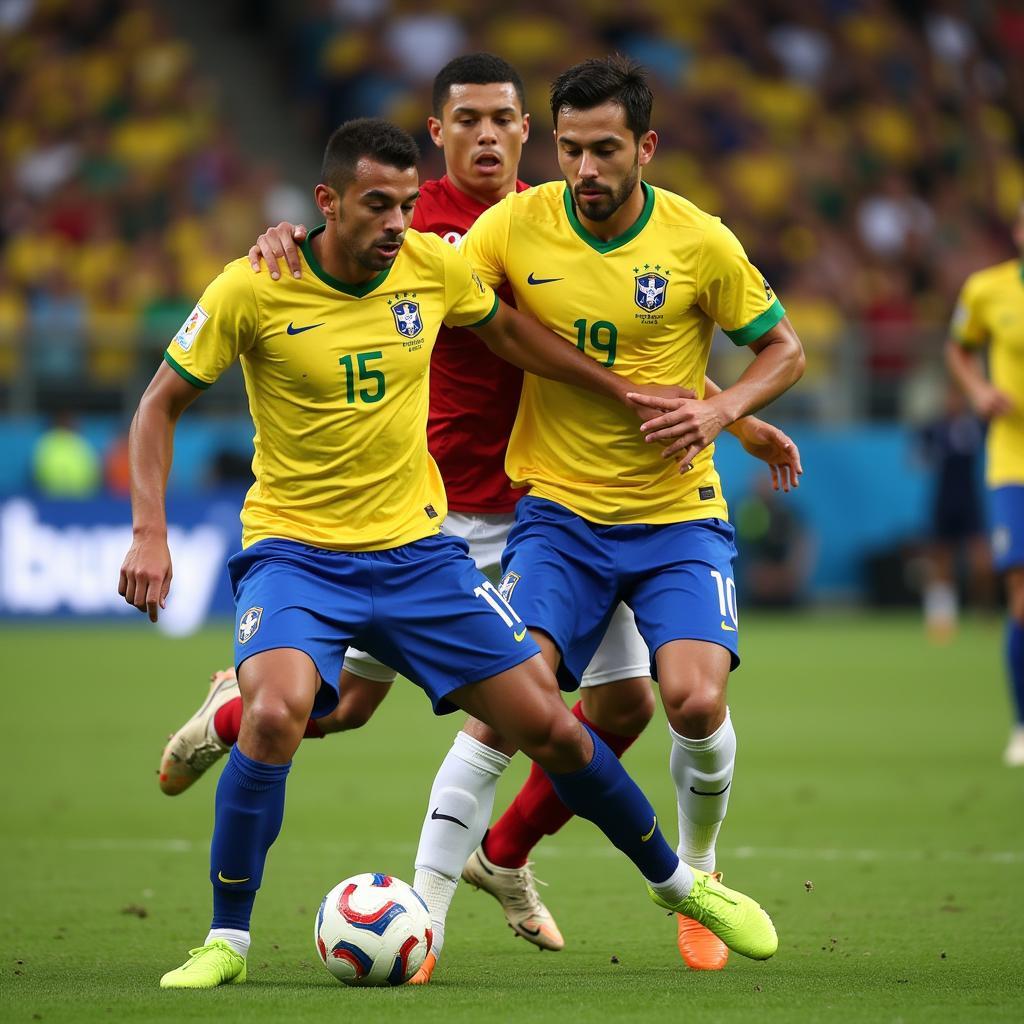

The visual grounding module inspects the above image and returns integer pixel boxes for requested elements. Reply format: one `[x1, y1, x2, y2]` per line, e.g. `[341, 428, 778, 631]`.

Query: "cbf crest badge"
[498, 570, 521, 603]
[392, 300, 423, 338]
[238, 606, 263, 644]
[634, 272, 668, 312]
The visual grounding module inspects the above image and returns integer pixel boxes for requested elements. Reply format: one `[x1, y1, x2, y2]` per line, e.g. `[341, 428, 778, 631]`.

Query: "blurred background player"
[733, 474, 814, 609]
[916, 384, 989, 643]
[946, 202, 1024, 765]
[160, 53, 802, 979]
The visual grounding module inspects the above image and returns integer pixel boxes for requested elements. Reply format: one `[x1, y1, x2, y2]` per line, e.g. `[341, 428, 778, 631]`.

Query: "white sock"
[205, 927, 250, 957]
[669, 708, 736, 873]
[924, 581, 957, 627]
[647, 860, 694, 904]
[412, 869, 458, 956]
[412, 731, 510, 955]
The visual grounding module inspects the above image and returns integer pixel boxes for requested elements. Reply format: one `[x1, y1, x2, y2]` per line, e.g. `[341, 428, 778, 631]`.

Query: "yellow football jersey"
[952, 259, 1024, 486]
[461, 181, 785, 524]
[164, 226, 499, 550]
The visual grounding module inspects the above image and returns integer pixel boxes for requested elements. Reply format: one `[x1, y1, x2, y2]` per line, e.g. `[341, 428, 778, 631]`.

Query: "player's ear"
[314, 183, 339, 221]
[520, 112, 530, 144]
[638, 130, 657, 168]
[427, 116, 444, 149]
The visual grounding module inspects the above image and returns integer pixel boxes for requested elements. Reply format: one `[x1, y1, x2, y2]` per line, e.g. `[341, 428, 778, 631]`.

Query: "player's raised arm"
[118, 363, 204, 621]
[248, 222, 308, 280]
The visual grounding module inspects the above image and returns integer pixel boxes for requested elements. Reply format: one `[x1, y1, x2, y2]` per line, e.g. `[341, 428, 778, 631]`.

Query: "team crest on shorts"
[498, 570, 521, 602]
[238, 606, 263, 644]
[634, 272, 668, 312]
[391, 300, 423, 338]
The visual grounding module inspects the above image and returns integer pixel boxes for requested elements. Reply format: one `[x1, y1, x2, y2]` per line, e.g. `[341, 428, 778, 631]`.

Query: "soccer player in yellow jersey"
[946, 202, 1024, 766]
[439, 54, 804, 973]
[118, 118, 778, 989]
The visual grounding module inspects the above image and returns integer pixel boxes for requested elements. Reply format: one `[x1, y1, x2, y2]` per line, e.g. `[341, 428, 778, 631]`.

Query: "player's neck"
[446, 169, 518, 209]
[311, 230, 380, 286]
[577, 182, 647, 242]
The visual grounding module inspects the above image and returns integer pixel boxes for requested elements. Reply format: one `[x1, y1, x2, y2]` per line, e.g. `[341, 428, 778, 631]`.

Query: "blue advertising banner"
[0, 494, 245, 635]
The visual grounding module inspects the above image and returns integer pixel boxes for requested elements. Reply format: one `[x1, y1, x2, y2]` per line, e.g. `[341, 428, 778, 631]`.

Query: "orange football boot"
[407, 951, 437, 985]
[676, 871, 729, 969]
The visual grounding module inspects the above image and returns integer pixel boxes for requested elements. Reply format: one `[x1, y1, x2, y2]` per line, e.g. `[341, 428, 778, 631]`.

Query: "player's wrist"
[132, 520, 167, 541]
[725, 414, 757, 439]
[706, 392, 742, 429]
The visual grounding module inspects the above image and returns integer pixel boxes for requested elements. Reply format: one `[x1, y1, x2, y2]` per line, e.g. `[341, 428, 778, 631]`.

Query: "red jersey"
[413, 175, 529, 513]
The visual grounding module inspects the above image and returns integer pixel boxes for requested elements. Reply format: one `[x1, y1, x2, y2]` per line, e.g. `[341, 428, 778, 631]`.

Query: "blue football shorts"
[990, 485, 1024, 572]
[498, 496, 740, 689]
[228, 534, 540, 716]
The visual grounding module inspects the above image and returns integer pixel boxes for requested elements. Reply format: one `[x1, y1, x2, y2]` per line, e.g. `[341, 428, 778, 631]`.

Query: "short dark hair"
[320, 118, 420, 192]
[431, 53, 526, 117]
[549, 55, 652, 139]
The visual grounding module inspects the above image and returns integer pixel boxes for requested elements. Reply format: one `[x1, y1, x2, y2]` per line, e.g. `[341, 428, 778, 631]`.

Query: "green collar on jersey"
[562, 181, 655, 254]
[301, 224, 392, 296]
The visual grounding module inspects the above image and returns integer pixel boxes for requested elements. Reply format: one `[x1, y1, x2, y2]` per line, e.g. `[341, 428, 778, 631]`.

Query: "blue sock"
[1007, 620, 1024, 724]
[545, 726, 679, 884]
[209, 746, 291, 931]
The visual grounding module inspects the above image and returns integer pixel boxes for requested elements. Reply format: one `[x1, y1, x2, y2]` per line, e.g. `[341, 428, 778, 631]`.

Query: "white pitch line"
[4, 838, 1022, 864]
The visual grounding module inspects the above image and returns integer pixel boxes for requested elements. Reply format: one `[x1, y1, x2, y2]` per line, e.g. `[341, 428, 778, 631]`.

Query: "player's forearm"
[475, 305, 630, 404]
[945, 339, 987, 402]
[705, 375, 758, 438]
[708, 332, 804, 425]
[127, 398, 175, 538]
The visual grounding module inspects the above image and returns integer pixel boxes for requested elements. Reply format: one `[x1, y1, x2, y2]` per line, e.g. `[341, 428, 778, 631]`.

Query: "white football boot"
[158, 669, 238, 795]
[462, 846, 564, 951]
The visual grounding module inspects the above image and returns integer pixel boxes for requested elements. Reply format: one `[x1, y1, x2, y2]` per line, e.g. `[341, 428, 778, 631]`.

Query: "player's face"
[555, 101, 656, 223]
[321, 159, 420, 275]
[428, 82, 529, 199]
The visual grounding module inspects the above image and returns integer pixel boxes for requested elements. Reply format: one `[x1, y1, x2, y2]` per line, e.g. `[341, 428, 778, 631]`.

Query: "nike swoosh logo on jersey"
[286, 321, 325, 335]
[217, 871, 251, 884]
[689, 782, 731, 797]
[720, 621, 736, 632]
[513, 626, 528, 642]
[430, 808, 469, 829]
[526, 273, 564, 285]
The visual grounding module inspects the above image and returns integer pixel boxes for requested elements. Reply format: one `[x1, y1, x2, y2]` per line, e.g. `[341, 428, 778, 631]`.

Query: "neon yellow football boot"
[160, 939, 247, 989]
[648, 868, 777, 961]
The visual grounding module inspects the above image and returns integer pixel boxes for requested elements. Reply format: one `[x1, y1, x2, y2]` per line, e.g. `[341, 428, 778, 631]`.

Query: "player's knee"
[664, 685, 726, 739]
[1009, 588, 1024, 624]
[521, 711, 587, 769]
[585, 679, 655, 737]
[243, 695, 307, 743]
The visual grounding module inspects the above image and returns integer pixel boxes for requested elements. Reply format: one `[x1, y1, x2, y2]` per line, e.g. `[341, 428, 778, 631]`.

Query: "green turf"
[2, 613, 1022, 1022]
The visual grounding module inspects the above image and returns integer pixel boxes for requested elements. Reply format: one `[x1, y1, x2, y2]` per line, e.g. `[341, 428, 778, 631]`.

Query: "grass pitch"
[2, 612, 1022, 1023]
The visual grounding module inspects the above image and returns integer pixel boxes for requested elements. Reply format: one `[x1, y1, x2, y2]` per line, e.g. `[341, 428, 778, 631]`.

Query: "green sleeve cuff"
[724, 298, 786, 346]
[954, 333, 984, 348]
[461, 292, 501, 329]
[163, 350, 212, 389]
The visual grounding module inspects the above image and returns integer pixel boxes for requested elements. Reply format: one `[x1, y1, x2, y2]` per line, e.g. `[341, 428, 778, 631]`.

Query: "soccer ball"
[314, 873, 433, 986]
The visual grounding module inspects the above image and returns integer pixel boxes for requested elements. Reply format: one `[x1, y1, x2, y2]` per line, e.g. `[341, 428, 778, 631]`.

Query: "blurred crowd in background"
[0, 0, 1020, 613]
[3, 0, 1022, 425]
